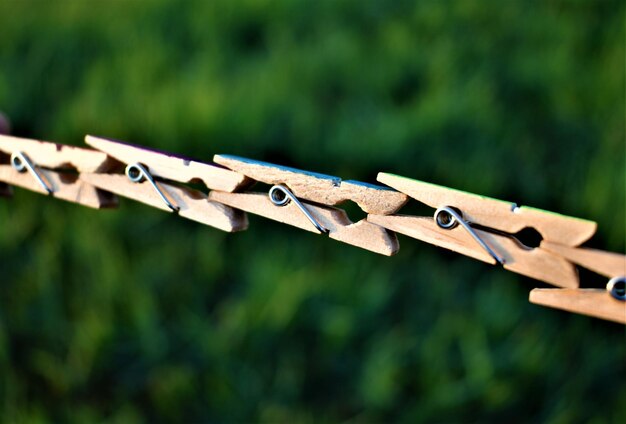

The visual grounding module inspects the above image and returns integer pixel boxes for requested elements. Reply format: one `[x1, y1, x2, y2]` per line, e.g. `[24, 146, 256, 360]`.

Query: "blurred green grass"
[0, 0, 624, 422]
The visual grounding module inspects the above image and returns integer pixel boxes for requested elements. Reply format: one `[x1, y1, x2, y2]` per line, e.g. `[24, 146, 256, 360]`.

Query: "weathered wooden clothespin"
[0, 134, 118, 208]
[81, 136, 249, 232]
[210, 155, 408, 255]
[368, 174, 602, 288]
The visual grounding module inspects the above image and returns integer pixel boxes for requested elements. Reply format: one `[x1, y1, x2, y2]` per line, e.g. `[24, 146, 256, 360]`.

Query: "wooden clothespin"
[0, 134, 118, 208]
[369, 174, 601, 288]
[81, 136, 249, 232]
[210, 155, 408, 255]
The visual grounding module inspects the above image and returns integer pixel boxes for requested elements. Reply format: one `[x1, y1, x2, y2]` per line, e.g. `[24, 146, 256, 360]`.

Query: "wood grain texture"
[0, 165, 117, 208]
[530, 289, 626, 324]
[214, 155, 408, 214]
[492, 234, 578, 288]
[368, 214, 578, 287]
[210, 191, 399, 255]
[0, 134, 111, 172]
[368, 214, 496, 264]
[541, 241, 626, 278]
[81, 174, 247, 232]
[377, 173, 597, 246]
[86, 135, 249, 192]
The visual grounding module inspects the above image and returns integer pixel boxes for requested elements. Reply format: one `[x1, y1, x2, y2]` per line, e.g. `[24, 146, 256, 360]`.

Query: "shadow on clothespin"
[0, 134, 118, 208]
[0, 113, 11, 198]
[209, 155, 409, 255]
[368, 173, 605, 288]
[81, 136, 249, 232]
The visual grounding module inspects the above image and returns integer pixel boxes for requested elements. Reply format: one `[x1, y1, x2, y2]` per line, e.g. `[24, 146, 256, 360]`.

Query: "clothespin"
[0, 134, 118, 208]
[81, 136, 249, 232]
[369, 174, 603, 288]
[209, 155, 409, 255]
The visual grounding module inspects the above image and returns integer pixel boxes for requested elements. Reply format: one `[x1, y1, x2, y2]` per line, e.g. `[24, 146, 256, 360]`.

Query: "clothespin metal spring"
[435, 206, 506, 265]
[125, 163, 179, 212]
[10, 151, 54, 194]
[607, 276, 626, 301]
[269, 184, 328, 234]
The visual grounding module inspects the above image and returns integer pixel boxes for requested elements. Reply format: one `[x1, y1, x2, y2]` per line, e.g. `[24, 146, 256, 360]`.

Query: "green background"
[0, 1, 624, 422]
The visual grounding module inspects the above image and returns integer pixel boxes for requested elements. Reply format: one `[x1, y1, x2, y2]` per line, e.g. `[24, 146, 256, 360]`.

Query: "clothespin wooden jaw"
[81, 136, 248, 232]
[85, 136, 251, 193]
[214, 155, 409, 214]
[0, 134, 118, 208]
[530, 287, 626, 324]
[376, 173, 597, 246]
[211, 155, 408, 255]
